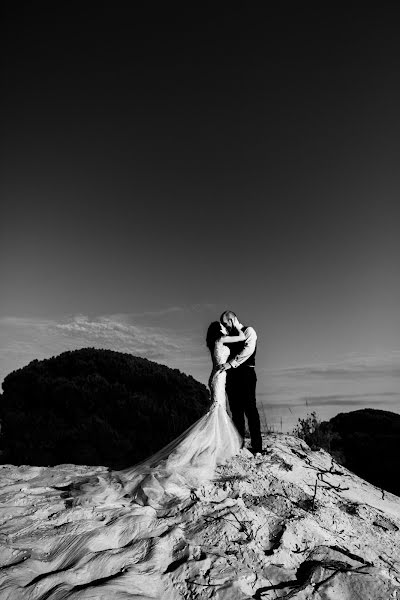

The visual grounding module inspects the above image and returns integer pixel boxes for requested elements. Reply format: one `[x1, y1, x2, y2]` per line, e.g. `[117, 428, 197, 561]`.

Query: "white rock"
[0, 433, 399, 599]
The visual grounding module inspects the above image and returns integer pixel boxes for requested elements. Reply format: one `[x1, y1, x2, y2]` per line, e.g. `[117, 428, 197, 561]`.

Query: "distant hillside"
[329, 408, 400, 497]
[0, 348, 210, 468]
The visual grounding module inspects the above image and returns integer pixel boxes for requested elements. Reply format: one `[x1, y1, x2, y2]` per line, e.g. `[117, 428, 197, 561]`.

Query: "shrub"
[292, 411, 345, 463]
[293, 409, 400, 496]
[0, 348, 210, 468]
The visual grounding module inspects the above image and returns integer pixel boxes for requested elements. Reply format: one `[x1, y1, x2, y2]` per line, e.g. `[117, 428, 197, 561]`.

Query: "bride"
[0, 326, 247, 599]
[71, 322, 244, 509]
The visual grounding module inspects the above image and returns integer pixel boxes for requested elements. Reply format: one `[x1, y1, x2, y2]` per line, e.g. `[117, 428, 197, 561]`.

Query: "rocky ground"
[1, 433, 400, 599]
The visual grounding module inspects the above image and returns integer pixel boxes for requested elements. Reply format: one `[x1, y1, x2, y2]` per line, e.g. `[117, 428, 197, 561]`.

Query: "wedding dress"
[0, 345, 242, 599]
[72, 340, 242, 509]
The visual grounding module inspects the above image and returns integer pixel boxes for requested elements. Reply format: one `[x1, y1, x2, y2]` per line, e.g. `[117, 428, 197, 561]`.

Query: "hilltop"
[328, 408, 400, 496]
[0, 433, 399, 599]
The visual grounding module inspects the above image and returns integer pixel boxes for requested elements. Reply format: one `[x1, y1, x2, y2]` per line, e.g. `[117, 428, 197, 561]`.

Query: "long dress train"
[0, 344, 243, 599]
[72, 340, 242, 509]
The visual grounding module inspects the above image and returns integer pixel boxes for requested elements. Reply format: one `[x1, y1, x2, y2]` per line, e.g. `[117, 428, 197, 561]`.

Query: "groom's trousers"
[226, 366, 262, 451]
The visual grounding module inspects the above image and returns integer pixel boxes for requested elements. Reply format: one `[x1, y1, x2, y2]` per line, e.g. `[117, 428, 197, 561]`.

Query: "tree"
[0, 348, 210, 468]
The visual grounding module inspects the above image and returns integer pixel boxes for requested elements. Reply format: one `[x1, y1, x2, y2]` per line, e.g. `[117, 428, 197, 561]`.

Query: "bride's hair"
[206, 321, 223, 352]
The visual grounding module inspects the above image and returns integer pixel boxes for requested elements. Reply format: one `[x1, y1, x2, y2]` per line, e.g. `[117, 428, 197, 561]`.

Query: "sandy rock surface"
[1, 433, 399, 599]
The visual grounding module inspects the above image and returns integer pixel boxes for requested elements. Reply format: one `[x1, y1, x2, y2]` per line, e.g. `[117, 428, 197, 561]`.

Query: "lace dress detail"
[71, 340, 242, 510]
[209, 340, 230, 410]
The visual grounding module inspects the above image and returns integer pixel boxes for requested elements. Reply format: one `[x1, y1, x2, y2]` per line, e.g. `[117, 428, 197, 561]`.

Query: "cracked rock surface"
[1, 433, 399, 599]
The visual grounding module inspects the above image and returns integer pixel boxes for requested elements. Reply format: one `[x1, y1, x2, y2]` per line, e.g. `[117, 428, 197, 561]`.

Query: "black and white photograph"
[1, 4, 400, 598]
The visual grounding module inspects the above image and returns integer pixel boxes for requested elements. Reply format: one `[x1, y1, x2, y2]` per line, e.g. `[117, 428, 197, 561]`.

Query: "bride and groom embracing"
[207, 310, 263, 454]
[72, 310, 263, 509]
[117, 310, 263, 507]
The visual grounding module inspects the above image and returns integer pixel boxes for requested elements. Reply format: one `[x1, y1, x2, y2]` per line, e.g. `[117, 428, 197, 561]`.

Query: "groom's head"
[220, 310, 239, 334]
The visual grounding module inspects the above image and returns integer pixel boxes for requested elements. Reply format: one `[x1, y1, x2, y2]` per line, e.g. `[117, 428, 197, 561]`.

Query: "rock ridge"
[0, 433, 399, 599]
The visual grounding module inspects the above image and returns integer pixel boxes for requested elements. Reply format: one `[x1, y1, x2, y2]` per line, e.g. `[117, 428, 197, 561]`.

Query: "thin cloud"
[264, 353, 400, 380]
[113, 303, 218, 320]
[119, 306, 187, 318]
[52, 315, 184, 353]
[0, 313, 210, 385]
[257, 354, 400, 418]
[293, 392, 400, 407]
[258, 391, 399, 404]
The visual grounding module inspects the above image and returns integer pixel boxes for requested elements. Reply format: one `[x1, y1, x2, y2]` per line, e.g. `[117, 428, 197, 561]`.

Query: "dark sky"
[1, 4, 399, 426]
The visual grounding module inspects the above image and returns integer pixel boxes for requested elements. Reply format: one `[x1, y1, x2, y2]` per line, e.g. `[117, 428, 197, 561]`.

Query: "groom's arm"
[228, 327, 257, 368]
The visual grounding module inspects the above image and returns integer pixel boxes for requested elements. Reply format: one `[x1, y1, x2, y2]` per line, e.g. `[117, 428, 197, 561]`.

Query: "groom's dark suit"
[226, 326, 262, 452]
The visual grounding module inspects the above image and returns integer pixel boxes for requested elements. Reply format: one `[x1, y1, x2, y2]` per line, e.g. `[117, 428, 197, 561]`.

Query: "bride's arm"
[219, 329, 245, 344]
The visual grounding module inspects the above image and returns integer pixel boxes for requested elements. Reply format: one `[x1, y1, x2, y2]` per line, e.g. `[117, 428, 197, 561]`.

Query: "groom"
[218, 310, 263, 453]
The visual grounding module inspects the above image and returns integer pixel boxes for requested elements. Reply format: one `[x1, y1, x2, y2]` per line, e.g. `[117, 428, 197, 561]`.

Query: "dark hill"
[0, 348, 210, 468]
[329, 408, 400, 496]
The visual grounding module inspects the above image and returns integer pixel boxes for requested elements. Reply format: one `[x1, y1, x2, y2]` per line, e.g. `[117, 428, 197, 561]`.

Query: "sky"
[1, 5, 399, 431]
